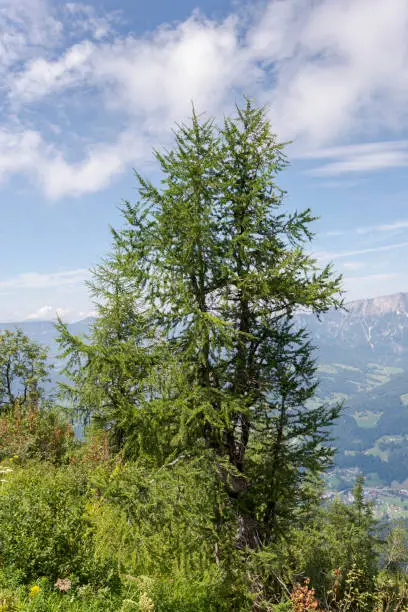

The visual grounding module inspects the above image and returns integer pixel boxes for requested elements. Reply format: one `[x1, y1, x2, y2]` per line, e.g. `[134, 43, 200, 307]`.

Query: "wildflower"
[29, 585, 41, 597]
[55, 577, 72, 592]
[139, 591, 155, 612]
[13, 455, 18, 459]
[290, 579, 321, 612]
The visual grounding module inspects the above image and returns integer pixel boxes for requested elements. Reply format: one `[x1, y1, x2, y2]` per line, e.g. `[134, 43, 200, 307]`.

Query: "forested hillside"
[0, 103, 407, 611]
[300, 295, 408, 506]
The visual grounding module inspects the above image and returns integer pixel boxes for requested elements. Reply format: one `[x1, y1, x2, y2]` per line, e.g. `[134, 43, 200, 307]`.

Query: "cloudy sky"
[1, 0, 408, 321]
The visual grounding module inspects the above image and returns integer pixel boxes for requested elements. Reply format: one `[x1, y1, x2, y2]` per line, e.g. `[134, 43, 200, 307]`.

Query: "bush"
[121, 570, 248, 612]
[85, 457, 250, 609]
[0, 462, 119, 589]
[0, 404, 76, 465]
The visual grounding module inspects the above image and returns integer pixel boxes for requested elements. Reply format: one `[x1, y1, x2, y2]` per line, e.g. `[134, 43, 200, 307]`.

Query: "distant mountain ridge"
[0, 318, 94, 360]
[295, 292, 408, 492]
[347, 292, 408, 317]
[2, 292, 408, 362]
[1, 291, 407, 335]
[298, 292, 408, 362]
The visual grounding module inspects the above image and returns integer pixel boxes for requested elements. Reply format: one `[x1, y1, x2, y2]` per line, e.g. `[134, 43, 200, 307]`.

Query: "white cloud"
[264, 0, 408, 145]
[10, 11, 249, 123]
[1, 0, 408, 197]
[305, 141, 408, 159]
[0, 269, 92, 321]
[323, 218, 408, 238]
[0, 129, 43, 180]
[0, 0, 62, 73]
[74, 309, 96, 321]
[64, 3, 119, 40]
[39, 130, 147, 199]
[347, 273, 400, 283]
[3, 9, 254, 197]
[0, 125, 146, 198]
[10, 41, 95, 103]
[357, 220, 408, 235]
[0, 269, 89, 290]
[307, 141, 408, 176]
[316, 241, 408, 261]
[325, 230, 346, 237]
[342, 261, 365, 271]
[25, 304, 69, 320]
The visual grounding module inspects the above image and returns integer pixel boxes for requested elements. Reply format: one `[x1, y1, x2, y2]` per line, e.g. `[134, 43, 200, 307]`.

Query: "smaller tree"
[320, 476, 379, 607]
[0, 329, 50, 413]
[385, 520, 408, 572]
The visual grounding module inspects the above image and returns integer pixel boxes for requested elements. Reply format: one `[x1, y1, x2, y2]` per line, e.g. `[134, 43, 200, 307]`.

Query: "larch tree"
[58, 100, 343, 549]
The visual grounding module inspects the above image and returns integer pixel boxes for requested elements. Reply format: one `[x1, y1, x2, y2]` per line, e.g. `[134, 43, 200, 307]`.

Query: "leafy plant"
[0, 462, 119, 589]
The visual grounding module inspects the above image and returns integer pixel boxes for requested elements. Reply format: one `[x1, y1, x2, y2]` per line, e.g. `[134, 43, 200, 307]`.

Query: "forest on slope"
[0, 102, 406, 611]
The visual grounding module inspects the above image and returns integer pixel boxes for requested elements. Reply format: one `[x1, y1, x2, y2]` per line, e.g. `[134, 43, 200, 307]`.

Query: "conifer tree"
[58, 100, 343, 547]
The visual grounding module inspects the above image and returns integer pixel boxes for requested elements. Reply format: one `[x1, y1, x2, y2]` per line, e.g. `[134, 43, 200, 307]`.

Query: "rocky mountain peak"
[347, 292, 408, 317]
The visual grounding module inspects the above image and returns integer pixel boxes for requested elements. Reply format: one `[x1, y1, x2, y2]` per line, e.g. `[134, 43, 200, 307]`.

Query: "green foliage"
[385, 520, 408, 571]
[0, 329, 50, 413]
[0, 462, 119, 589]
[0, 404, 76, 464]
[323, 477, 379, 593]
[0, 576, 123, 611]
[122, 570, 246, 612]
[85, 455, 251, 609]
[0, 453, 250, 610]
[86, 456, 225, 574]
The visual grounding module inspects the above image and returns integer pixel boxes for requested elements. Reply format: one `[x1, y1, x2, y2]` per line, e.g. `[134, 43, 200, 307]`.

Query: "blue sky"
[1, 0, 408, 321]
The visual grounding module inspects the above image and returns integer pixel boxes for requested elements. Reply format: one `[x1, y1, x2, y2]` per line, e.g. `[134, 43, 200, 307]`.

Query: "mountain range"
[300, 292, 408, 496]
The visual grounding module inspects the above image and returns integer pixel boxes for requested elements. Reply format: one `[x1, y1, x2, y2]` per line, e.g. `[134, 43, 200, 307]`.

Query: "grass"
[366, 373, 390, 386]
[352, 411, 382, 428]
[332, 363, 361, 372]
[365, 446, 388, 461]
[367, 364, 404, 376]
[376, 435, 405, 447]
[375, 496, 408, 519]
[364, 472, 384, 487]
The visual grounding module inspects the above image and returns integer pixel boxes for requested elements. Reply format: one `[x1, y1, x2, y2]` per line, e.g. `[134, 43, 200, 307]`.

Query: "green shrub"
[86, 458, 250, 609]
[0, 462, 119, 590]
[0, 405, 76, 465]
[120, 570, 249, 612]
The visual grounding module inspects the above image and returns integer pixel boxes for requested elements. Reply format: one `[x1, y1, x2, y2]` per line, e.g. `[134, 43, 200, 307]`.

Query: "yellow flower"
[13, 455, 18, 459]
[29, 585, 41, 597]
[8, 458, 12, 462]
